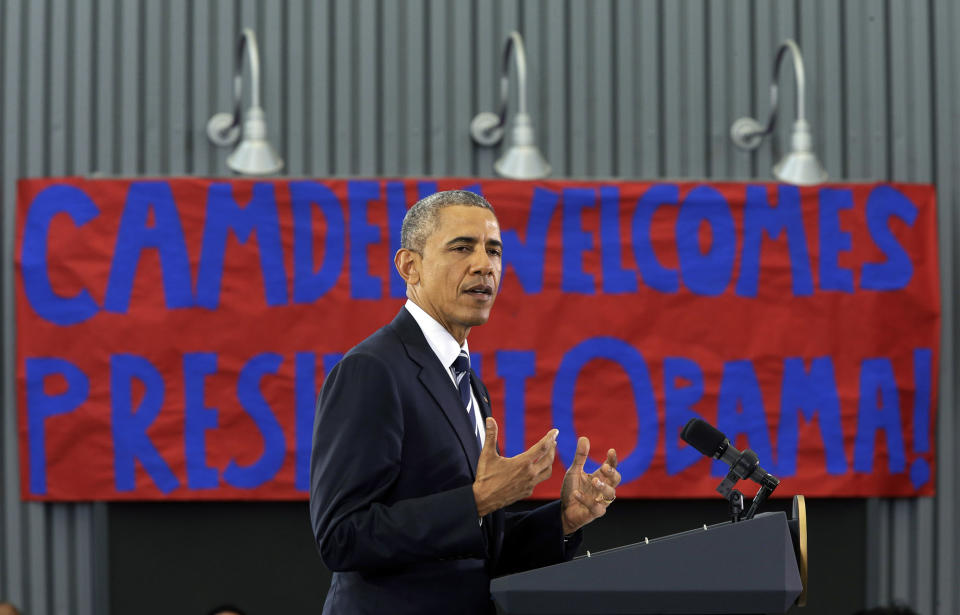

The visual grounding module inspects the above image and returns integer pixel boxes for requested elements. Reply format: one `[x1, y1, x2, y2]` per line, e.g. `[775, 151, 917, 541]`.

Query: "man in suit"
[310, 190, 621, 614]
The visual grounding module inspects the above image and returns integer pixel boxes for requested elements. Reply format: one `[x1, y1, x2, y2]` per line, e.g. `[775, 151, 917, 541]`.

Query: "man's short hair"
[400, 190, 495, 254]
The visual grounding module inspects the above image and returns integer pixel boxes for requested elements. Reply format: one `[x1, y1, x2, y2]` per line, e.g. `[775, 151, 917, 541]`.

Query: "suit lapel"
[390, 310, 482, 475]
[471, 371, 491, 421]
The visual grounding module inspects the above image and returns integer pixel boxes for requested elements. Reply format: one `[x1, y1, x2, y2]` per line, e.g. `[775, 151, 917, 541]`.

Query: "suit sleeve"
[310, 351, 486, 572]
[493, 501, 583, 577]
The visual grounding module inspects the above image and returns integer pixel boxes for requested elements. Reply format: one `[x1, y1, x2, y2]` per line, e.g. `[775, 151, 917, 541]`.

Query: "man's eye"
[488, 249, 502, 257]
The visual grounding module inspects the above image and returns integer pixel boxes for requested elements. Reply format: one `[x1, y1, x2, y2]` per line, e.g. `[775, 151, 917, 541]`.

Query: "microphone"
[680, 418, 779, 489]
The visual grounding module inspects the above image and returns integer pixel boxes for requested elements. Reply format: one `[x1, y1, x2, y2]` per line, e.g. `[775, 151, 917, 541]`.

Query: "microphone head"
[680, 418, 727, 458]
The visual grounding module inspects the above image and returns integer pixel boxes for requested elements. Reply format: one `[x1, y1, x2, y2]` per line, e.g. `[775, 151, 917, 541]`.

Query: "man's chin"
[460, 307, 493, 327]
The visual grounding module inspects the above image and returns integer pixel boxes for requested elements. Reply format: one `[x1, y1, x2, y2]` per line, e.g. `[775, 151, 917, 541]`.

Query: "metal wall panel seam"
[0, 0, 6, 590]
[817, 0, 844, 180]
[613, 0, 636, 177]
[332, 0, 355, 174]
[309, 0, 332, 175]
[471, 0, 493, 177]
[842, 2, 863, 179]
[402, 0, 426, 175]
[73, 505, 95, 615]
[51, 506, 71, 615]
[167, 0, 187, 175]
[450, 1, 473, 176]
[213, 0, 237, 175]
[591, 0, 614, 177]
[567, 0, 588, 177]
[71, 0, 93, 174]
[914, 498, 935, 615]
[26, 0, 47, 176]
[285, 0, 306, 177]
[94, 0, 117, 174]
[263, 1, 285, 174]
[705, 0, 726, 179]
[428, 0, 448, 175]
[684, 0, 706, 178]
[67, 1, 99, 610]
[728, 0, 752, 180]
[932, 4, 960, 611]
[49, 0, 68, 177]
[636, 0, 658, 178]
[908, 0, 933, 182]
[47, 10, 73, 614]
[261, 2, 283, 173]
[750, 1, 773, 179]
[380, 0, 401, 176]
[937, 1, 960, 605]
[360, 0, 378, 176]
[519, 0, 542, 177]
[144, 0, 164, 174]
[25, 2, 50, 610]
[189, 0, 210, 174]
[891, 499, 913, 602]
[661, 0, 682, 178]
[888, 0, 908, 182]
[543, 0, 566, 177]
[0, 0, 25, 605]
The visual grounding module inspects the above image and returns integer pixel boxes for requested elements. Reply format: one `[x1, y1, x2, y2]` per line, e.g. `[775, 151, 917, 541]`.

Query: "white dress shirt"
[404, 300, 485, 442]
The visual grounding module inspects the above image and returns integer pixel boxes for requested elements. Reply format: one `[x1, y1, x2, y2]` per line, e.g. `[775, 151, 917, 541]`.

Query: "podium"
[491, 509, 806, 615]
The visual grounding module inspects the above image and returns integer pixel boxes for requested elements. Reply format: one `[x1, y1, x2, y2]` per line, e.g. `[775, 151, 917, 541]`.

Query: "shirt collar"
[404, 300, 469, 370]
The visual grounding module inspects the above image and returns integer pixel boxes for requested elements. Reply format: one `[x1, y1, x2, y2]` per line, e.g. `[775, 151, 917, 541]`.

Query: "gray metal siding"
[0, 1, 956, 613]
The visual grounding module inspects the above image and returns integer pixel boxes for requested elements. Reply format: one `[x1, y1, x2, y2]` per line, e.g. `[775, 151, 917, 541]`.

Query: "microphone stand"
[714, 449, 779, 522]
[744, 475, 779, 520]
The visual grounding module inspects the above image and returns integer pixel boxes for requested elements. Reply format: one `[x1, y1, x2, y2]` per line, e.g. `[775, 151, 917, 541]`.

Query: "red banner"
[16, 178, 939, 500]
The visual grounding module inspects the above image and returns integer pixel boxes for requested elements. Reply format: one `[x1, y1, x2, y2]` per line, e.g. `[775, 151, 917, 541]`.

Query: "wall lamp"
[206, 29, 283, 175]
[470, 31, 550, 179]
[730, 39, 827, 186]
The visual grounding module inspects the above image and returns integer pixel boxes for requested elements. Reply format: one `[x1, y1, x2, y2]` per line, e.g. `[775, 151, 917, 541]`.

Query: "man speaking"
[310, 190, 621, 614]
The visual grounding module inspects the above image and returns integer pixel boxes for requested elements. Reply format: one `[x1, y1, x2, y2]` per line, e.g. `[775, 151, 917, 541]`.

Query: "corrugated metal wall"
[1, 1, 956, 613]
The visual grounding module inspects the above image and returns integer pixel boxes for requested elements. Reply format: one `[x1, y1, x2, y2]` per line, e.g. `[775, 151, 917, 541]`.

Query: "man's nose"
[470, 247, 495, 274]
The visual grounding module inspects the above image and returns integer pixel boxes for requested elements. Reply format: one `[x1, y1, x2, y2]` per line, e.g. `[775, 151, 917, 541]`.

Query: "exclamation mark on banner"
[910, 348, 933, 489]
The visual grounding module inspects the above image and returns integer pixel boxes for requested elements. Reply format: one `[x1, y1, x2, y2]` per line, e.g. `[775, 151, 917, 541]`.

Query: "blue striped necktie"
[452, 351, 482, 446]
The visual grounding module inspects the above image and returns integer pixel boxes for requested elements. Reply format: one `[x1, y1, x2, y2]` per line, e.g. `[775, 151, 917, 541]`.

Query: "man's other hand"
[560, 437, 621, 535]
[472, 418, 558, 517]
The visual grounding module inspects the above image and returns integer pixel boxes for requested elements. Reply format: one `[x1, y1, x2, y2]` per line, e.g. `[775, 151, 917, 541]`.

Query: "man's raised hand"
[472, 418, 558, 517]
[560, 436, 621, 535]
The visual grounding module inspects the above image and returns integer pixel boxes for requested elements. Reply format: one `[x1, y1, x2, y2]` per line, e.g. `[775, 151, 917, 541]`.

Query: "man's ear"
[394, 248, 421, 285]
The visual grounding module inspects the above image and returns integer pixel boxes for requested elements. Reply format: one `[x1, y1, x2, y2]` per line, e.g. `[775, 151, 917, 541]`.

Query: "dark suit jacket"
[310, 308, 580, 614]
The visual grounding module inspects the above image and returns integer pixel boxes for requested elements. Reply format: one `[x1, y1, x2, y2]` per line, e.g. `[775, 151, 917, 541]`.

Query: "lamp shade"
[772, 119, 827, 186]
[493, 113, 551, 179]
[225, 107, 283, 175]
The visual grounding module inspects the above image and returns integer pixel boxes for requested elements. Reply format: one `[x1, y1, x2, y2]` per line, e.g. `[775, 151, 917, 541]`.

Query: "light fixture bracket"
[207, 112, 241, 147]
[470, 112, 505, 146]
[730, 117, 766, 150]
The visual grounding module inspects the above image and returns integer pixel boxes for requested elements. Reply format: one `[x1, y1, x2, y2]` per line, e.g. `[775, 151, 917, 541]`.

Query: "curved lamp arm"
[731, 39, 807, 149]
[208, 29, 264, 146]
[471, 31, 530, 146]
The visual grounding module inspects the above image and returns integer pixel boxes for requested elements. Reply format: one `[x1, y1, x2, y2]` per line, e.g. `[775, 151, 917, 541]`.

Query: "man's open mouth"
[464, 284, 494, 297]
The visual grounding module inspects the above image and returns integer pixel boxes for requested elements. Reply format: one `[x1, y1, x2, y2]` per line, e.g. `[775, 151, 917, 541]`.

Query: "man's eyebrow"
[445, 236, 479, 246]
[445, 236, 503, 249]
